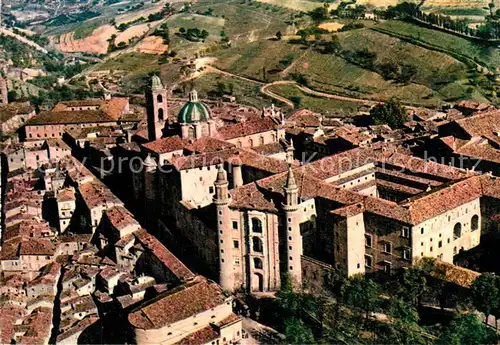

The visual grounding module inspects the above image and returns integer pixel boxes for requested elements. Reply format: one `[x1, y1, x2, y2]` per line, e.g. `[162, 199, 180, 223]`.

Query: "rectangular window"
[233, 240, 239, 249]
[383, 261, 392, 274]
[365, 234, 373, 248]
[383, 242, 392, 254]
[232, 221, 238, 230]
[209, 186, 214, 194]
[401, 226, 410, 238]
[365, 255, 373, 268]
[403, 249, 411, 261]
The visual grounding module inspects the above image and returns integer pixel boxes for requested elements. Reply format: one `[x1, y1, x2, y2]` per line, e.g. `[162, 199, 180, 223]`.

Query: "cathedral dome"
[178, 90, 211, 124]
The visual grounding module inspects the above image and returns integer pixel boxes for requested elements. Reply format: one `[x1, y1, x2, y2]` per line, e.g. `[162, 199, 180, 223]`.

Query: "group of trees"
[153, 23, 170, 45]
[385, 2, 500, 40]
[178, 27, 210, 42]
[268, 261, 498, 345]
[370, 98, 408, 129]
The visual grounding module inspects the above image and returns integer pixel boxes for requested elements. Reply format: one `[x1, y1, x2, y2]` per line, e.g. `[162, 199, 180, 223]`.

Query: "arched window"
[158, 108, 164, 121]
[252, 218, 262, 233]
[471, 215, 479, 231]
[238, 141, 243, 148]
[453, 223, 462, 240]
[188, 127, 195, 138]
[157, 94, 163, 103]
[259, 136, 264, 145]
[254, 257, 263, 269]
[249, 138, 254, 147]
[252, 237, 263, 253]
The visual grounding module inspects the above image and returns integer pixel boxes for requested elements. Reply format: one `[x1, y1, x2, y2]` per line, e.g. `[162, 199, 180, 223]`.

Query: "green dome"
[178, 101, 211, 123]
[178, 89, 211, 123]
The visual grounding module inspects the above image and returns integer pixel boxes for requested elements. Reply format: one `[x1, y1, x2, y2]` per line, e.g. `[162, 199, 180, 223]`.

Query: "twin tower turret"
[213, 142, 302, 292]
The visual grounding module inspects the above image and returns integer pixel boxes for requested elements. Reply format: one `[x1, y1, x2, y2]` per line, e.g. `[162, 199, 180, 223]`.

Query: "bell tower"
[214, 164, 234, 292]
[147, 75, 168, 141]
[282, 166, 302, 290]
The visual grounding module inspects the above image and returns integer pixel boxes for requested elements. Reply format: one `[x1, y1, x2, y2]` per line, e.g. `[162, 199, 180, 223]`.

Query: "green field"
[191, 72, 272, 108]
[268, 84, 368, 115]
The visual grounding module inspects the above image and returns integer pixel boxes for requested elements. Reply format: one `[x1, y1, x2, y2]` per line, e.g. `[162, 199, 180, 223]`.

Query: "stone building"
[129, 76, 500, 295]
[128, 276, 242, 345]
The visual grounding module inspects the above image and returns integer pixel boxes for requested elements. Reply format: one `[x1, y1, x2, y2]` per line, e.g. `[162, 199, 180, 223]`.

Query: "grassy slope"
[193, 73, 272, 108]
[376, 20, 500, 69]
[268, 84, 368, 115]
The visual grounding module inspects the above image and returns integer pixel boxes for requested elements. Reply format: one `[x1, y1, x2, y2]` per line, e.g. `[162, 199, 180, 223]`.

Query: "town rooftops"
[104, 205, 141, 234]
[79, 179, 122, 209]
[142, 136, 186, 154]
[217, 116, 279, 140]
[26, 110, 114, 125]
[128, 277, 227, 329]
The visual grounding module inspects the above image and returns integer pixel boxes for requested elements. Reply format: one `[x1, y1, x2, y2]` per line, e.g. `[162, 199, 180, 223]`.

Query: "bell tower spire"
[146, 75, 168, 141]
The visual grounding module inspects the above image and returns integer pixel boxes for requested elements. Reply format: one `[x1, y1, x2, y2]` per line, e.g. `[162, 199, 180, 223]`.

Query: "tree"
[370, 98, 408, 129]
[471, 273, 499, 320]
[179, 27, 186, 34]
[7, 90, 18, 102]
[284, 318, 315, 344]
[438, 314, 499, 345]
[276, 31, 283, 40]
[383, 298, 430, 345]
[290, 96, 302, 108]
[309, 6, 328, 22]
[342, 275, 379, 321]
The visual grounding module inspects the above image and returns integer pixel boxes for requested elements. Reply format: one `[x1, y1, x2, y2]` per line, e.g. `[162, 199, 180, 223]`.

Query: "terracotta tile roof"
[0, 102, 34, 121]
[173, 325, 219, 345]
[79, 179, 122, 209]
[57, 188, 76, 202]
[142, 136, 186, 154]
[104, 205, 140, 233]
[19, 238, 57, 256]
[128, 278, 226, 329]
[0, 306, 26, 344]
[479, 174, 500, 199]
[230, 183, 279, 212]
[287, 109, 321, 128]
[251, 142, 285, 156]
[99, 97, 129, 120]
[433, 260, 480, 288]
[184, 137, 236, 154]
[401, 176, 483, 224]
[26, 110, 116, 125]
[54, 99, 104, 108]
[134, 229, 195, 281]
[454, 109, 500, 145]
[335, 126, 376, 146]
[56, 316, 99, 343]
[216, 117, 279, 140]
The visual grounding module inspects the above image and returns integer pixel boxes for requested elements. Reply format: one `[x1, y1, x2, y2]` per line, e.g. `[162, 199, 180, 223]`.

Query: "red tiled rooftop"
[128, 278, 226, 329]
[173, 325, 219, 345]
[142, 136, 186, 154]
[217, 117, 279, 140]
[134, 229, 195, 281]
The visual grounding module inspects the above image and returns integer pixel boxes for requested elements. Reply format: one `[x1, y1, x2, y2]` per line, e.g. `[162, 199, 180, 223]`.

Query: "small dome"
[178, 90, 211, 123]
[151, 75, 163, 89]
